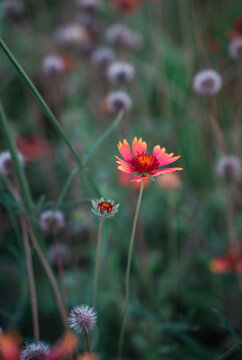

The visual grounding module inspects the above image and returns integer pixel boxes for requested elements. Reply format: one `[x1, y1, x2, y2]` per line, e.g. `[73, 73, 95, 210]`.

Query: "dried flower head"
[53, 24, 89, 47]
[91, 198, 119, 218]
[42, 55, 65, 75]
[216, 155, 241, 182]
[20, 342, 50, 360]
[91, 47, 115, 67]
[116, 137, 182, 182]
[39, 210, 65, 234]
[48, 243, 71, 266]
[106, 24, 142, 49]
[105, 91, 132, 114]
[1, 0, 24, 21]
[77, 0, 101, 12]
[193, 69, 222, 96]
[107, 61, 135, 83]
[68, 305, 97, 334]
[229, 37, 242, 60]
[0, 151, 25, 176]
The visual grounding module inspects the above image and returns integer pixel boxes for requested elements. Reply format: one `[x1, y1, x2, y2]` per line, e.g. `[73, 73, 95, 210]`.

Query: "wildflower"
[91, 47, 115, 67]
[105, 91, 132, 114]
[48, 243, 71, 266]
[106, 24, 142, 49]
[216, 155, 241, 182]
[107, 61, 135, 83]
[156, 172, 182, 190]
[20, 343, 50, 360]
[76, 0, 101, 13]
[42, 55, 65, 75]
[210, 247, 242, 273]
[68, 305, 97, 334]
[16, 136, 53, 162]
[91, 198, 119, 218]
[0, 331, 21, 360]
[110, 0, 142, 14]
[116, 137, 182, 182]
[39, 210, 65, 234]
[53, 24, 89, 47]
[193, 69, 223, 96]
[229, 37, 242, 60]
[0, 151, 25, 176]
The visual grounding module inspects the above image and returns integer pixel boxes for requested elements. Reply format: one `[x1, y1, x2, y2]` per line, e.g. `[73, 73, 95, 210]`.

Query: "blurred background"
[0, 0, 242, 359]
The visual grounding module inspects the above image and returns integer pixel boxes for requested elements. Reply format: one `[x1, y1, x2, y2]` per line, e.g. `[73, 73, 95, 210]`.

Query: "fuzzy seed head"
[42, 55, 65, 74]
[48, 243, 71, 266]
[77, 0, 101, 12]
[229, 37, 242, 60]
[1, 0, 24, 20]
[106, 91, 132, 114]
[0, 151, 25, 176]
[20, 342, 50, 360]
[39, 210, 65, 234]
[91, 47, 115, 67]
[193, 69, 222, 96]
[53, 24, 89, 46]
[107, 61, 135, 83]
[106, 24, 142, 49]
[216, 155, 241, 182]
[68, 305, 97, 334]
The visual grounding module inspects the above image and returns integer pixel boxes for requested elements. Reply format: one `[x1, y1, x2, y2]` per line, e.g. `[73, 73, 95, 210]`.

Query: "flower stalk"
[117, 179, 145, 360]
[93, 217, 104, 309]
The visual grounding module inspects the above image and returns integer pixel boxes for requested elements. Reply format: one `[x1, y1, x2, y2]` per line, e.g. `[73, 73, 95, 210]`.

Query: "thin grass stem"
[93, 217, 104, 309]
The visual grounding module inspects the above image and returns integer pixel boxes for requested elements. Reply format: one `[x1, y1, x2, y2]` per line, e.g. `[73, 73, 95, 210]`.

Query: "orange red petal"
[117, 139, 133, 162]
[132, 137, 147, 156]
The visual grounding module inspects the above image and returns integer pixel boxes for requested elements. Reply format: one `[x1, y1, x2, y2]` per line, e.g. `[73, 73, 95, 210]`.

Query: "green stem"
[93, 217, 104, 309]
[117, 179, 145, 360]
[0, 101, 33, 213]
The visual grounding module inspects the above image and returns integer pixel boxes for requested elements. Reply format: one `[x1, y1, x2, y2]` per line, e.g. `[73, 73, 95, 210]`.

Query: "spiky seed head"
[20, 342, 50, 360]
[216, 155, 241, 182]
[107, 61, 135, 83]
[105, 91, 132, 114]
[53, 24, 89, 46]
[193, 69, 222, 96]
[229, 37, 242, 60]
[42, 55, 65, 74]
[68, 305, 97, 334]
[91, 47, 115, 67]
[0, 151, 25, 176]
[91, 198, 120, 218]
[39, 210, 65, 234]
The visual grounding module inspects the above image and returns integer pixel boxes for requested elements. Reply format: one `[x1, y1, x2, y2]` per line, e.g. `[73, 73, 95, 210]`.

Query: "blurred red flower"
[16, 136, 53, 162]
[110, 0, 142, 13]
[210, 247, 242, 273]
[0, 331, 21, 360]
[227, 16, 242, 40]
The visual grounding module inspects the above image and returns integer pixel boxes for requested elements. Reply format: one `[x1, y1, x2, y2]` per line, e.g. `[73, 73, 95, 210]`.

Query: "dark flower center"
[132, 153, 159, 174]
[97, 201, 114, 214]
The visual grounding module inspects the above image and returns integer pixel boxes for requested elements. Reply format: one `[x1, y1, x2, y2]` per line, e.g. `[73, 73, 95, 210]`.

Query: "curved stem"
[117, 179, 145, 360]
[53, 234, 68, 310]
[20, 217, 39, 343]
[93, 217, 104, 309]
[28, 224, 68, 329]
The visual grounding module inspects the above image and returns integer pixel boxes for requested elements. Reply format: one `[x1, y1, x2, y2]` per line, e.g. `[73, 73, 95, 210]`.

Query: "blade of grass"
[0, 37, 101, 197]
[213, 308, 241, 344]
[83, 111, 124, 166]
[216, 342, 242, 360]
[0, 37, 83, 168]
